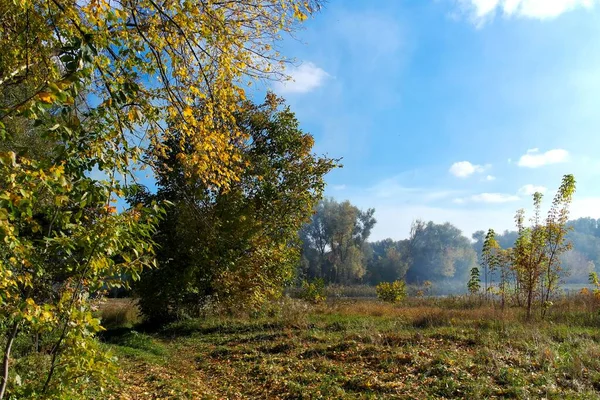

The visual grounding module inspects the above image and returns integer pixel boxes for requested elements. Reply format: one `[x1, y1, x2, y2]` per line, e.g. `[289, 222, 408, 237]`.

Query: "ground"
[102, 298, 600, 399]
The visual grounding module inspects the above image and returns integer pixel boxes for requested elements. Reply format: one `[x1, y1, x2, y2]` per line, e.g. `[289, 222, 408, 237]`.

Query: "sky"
[251, 0, 600, 241]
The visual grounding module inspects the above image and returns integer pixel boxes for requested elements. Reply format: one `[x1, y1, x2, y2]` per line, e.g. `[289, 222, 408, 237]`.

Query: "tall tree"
[300, 198, 376, 284]
[366, 239, 410, 285]
[0, 0, 320, 396]
[132, 95, 337, 322]
[405, 221, 476, 283]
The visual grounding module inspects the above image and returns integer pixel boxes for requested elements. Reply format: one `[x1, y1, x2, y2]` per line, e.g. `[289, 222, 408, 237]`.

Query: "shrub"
[376, 280, 407, 303]
[299, 279, 326, 304]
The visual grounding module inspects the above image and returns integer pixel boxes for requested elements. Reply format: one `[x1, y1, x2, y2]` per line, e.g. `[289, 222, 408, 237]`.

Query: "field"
[102, 296, 600, 399]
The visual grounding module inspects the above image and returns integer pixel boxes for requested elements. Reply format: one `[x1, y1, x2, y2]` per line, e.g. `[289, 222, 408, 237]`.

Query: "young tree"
[481, 229, 500, 301]
[467, 266, 481, 296]
[539, 175, 576, 317]
[496, 248, 512, 311]
[511, 175, 576, 319]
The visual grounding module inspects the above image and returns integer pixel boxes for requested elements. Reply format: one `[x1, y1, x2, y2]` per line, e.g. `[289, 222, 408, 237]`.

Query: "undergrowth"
[101, 295, 600, 399]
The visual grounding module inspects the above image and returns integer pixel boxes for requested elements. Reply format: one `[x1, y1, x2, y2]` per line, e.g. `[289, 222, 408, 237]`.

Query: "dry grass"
[98, 298, 141, 329]
[104, 296, 600, 399]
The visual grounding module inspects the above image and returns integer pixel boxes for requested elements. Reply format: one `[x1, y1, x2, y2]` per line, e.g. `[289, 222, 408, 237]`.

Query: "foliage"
[405, 220, 477, 283]
[298, 279, 326, 304]
[300, 198, 376, 284]
[375, 280, 407, 303]
[0, 81, 162, 398]
[365, 239, 410, 285]
[590, 272, 600, 300]
[475, 223, 600, 284]
[0, 0, 320, 396]
[132, 96, 337, 323]
[467, 267, 481, 295]
[477, 175, 576, 319]
[480, 229, 500, 299]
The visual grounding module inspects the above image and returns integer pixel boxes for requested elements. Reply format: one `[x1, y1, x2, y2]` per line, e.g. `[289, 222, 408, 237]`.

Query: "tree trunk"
[0, 322, 19, 400]
[526, 287, 533, 321]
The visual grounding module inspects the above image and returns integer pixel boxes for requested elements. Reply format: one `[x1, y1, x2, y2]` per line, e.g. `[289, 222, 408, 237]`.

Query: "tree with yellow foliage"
[0, 0, 321, 397]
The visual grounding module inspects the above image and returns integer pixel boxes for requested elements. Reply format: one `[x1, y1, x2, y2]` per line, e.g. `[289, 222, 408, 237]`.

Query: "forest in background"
[299, 197, 599, 289]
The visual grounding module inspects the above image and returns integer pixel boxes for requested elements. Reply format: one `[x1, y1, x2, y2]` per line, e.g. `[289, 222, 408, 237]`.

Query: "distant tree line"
[300, 181, 595, 290]
[299, 198, 478, 286]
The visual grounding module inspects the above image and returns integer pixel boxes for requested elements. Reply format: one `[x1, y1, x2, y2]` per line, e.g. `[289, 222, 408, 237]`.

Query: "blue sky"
[254, 0, 600, 240]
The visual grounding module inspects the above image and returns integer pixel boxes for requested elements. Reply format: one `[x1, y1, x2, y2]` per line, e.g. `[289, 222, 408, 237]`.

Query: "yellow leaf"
[38, 92, 54, 104]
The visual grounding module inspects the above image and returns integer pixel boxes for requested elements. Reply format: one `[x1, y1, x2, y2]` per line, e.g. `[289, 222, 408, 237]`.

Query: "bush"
[299, 279, 326, 304]
[376, 280, 407, 303]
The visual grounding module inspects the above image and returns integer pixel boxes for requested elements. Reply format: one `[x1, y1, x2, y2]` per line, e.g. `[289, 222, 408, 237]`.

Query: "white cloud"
[331, 184, 346, 191]
[459, 0, 599, 21]
[273, 62, 329, 94]
[518, 184, 548, 196]
[484, 175, 496, 181]
[449, 161, 488, 178]
[517, 148, 570, 168]
[455, 192, 520, 203]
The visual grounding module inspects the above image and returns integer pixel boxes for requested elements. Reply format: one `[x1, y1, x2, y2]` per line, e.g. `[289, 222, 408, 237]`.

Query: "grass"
[103, 296, 600, 399]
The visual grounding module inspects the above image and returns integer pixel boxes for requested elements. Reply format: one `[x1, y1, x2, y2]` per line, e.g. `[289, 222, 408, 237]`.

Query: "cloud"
[484, 175, 496, 181]
[331, 184, 346, 191]
[517, 148, 570, 168]
[454, 192, 520, 204]
[518, 184, 548, 196]
[273, 62, 329, 94]
[449, 161, 488, 178]
[458, 0, 599, 21]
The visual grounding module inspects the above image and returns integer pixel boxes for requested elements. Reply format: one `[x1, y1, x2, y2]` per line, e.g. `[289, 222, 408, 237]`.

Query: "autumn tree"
[131, 95, 337, 323]
[539, 174, 576, 317]
[0, 0, 320, 396]
[510, 175, 576, 319]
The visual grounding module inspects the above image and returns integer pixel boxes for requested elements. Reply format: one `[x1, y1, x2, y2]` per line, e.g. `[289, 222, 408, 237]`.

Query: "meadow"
[100, 295, 600, 399]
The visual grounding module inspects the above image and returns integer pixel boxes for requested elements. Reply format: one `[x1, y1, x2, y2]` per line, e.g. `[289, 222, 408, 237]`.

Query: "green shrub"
[299, 279, 326, 304]
[376, 280, 407, 303]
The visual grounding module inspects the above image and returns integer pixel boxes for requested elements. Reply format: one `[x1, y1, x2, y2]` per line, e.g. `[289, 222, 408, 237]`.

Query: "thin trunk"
[526, 284, 533, 321]
[0, 322, 19, 400]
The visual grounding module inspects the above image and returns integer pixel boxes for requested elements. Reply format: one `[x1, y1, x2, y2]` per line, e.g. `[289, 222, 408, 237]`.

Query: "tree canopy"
[0, 0, 321, 397]
[132, 95, 337, 322]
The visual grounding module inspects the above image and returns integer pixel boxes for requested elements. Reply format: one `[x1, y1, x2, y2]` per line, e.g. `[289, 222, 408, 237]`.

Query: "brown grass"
[98, 298, 140, 329]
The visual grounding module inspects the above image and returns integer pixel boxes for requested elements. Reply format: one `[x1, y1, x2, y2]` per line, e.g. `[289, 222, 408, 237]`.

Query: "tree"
[405, 221, 477, 284]
[366, 239, 410, 285]
[467, 266, 481, 296]
[511, 175, 576, 319]
[1, 0, 320, 396]
[481, 229, 500, 301]
[539, 174, 576, 317]
[132, 95, 336, 322]
[300, 199, 376, 284]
